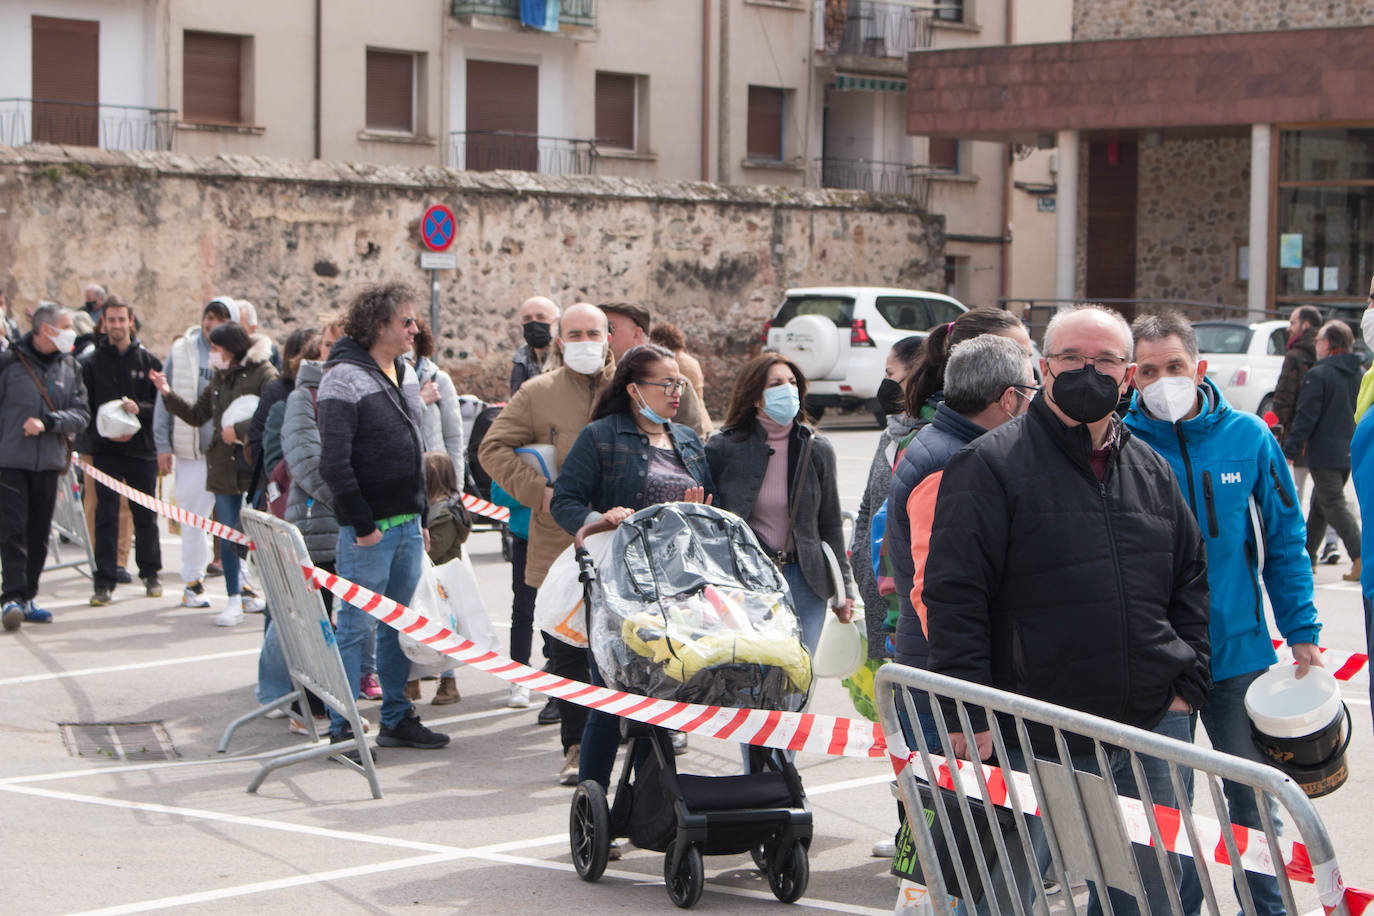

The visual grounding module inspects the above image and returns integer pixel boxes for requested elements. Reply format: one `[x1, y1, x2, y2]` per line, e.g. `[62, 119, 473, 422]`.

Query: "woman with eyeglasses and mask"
[705, 353, 856, 657]
[151, 321, 277, 626]
[550, 342, 715, 790]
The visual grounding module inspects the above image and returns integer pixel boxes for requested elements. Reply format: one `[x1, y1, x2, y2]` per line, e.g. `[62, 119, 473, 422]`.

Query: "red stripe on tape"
[712, 707, 754, 741]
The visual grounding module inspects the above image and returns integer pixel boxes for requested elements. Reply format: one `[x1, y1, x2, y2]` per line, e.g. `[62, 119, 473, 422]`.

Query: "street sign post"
[420, 204, 457, 334]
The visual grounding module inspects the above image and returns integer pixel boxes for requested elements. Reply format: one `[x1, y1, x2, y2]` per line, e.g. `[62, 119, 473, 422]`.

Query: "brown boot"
[405, 679, 421, 701]
[432, 676, 461, 705]
[1344, 558, 1362, 582]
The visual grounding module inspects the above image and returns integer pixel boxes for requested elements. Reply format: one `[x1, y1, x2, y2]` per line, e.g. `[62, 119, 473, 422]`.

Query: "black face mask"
[877, 377, 905, 415]
[1047, 365, 1121, 424]
[522, 320, 552, 349]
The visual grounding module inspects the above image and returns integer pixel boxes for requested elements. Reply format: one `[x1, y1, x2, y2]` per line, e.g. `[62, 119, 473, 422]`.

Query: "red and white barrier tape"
[74, 457, 253, 547]
[460, 493, 510, 522]
[71, 461, 1373, 909]
[1273, 640, 1369, 684]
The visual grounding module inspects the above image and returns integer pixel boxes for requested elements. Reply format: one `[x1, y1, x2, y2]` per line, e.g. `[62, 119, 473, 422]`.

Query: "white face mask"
[561, 340, 606, 375]
[1140, 375, 1198, 423]
[1361, 308, 1374, 353]
[208, 350, 230, 371]
[47, 326, 76, 354]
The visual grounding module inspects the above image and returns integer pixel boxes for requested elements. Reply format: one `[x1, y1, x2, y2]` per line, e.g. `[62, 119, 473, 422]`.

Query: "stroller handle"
[573, 515, 621, 550]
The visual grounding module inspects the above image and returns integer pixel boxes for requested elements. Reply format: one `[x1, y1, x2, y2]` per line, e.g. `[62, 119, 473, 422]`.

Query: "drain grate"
[60, 722, 178, 761]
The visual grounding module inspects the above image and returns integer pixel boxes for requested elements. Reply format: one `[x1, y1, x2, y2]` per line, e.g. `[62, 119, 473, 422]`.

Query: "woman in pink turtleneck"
[705, 353, 856, 655]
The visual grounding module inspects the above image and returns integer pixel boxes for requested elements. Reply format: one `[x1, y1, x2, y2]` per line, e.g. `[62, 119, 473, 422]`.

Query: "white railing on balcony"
[0, 98, 176, 151]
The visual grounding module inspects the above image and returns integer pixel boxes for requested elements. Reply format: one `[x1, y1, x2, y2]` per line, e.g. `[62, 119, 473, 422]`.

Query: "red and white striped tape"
[1273, 640, 1369, 684]
[74, 457, 253, 547]
[460, 493, 510, 522]
[70, 462, 1373, 909]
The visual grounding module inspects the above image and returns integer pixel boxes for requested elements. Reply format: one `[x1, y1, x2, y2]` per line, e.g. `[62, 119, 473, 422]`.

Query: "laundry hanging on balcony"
[521, 0, 560, 32]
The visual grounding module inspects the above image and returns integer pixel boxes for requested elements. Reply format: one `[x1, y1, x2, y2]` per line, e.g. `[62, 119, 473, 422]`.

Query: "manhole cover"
[60, 722, 178, 761]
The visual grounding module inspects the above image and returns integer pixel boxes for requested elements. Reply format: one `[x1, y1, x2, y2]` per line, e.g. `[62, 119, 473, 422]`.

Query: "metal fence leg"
[217, 690, 304, 753]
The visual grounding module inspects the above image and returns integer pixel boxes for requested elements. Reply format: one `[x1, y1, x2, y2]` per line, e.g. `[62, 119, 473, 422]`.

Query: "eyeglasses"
[401, 316, 417, 328]
[638, 379, 686, 395]
[1012, 383, 1040, 398]
[1046, 352, 1128, 372]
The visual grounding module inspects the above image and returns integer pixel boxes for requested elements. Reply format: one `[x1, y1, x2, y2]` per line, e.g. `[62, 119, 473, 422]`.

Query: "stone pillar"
[1248, 124, 1271, 319]
[1055, 130, 1079, 305]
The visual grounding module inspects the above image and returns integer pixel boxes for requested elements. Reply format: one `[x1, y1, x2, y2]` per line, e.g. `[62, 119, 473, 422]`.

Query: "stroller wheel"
[663, 838, 704, 908]
[569, 780, 611, 882]
[749, 841, 769, 871]
[767, 842, 809, 904]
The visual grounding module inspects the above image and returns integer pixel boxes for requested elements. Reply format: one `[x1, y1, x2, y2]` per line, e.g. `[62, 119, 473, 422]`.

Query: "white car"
[1194, 319, 1289, 416]
[763, 286, 967, 423]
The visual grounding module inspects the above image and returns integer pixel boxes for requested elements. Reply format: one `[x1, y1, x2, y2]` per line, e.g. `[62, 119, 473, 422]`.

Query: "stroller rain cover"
[588, 502, 812, 712]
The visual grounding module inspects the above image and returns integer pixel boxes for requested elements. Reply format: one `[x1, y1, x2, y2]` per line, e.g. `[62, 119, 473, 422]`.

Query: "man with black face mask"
[511, 296, 560, 395]
[923, 305, 1211, 916]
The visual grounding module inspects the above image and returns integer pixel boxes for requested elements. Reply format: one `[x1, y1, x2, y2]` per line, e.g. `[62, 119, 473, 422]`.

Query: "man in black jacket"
[925, 305, 1210, 916]
[82, 298, 163, 606]
[318, 283, 448, 753]
[1285, 319, 1363, 580]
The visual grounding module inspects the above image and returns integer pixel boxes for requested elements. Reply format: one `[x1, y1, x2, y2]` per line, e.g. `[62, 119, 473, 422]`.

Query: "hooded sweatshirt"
[1284, 350, 1363, 469]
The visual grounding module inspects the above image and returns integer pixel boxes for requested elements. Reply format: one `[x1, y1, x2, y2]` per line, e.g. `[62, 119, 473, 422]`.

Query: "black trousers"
[509, 535, 539, 666]
[546, 634, 590, 753]
[0, 467, 60, 605]
[92, 453, 162, 590]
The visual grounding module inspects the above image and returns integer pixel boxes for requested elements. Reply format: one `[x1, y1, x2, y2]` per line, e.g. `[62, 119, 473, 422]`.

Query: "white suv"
[762, 286, 967, 422]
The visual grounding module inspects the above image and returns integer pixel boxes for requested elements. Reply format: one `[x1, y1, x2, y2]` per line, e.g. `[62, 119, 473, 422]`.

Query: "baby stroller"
[567, 502, 814, 908]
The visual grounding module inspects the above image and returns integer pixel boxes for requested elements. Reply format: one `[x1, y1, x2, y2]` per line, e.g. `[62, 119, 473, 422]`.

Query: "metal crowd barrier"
[874, 663, 1349, 916]
[219, 509, 381, 799]
[44, 467, 94, 578]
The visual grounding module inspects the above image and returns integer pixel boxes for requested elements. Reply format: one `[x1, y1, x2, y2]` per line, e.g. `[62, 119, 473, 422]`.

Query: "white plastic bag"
[96, 399, 141, 439]
[221, 394, 260, 430]
[813, 542, 866, 679]
[534, 531, 615, 648]
[401, 554, 499, 678]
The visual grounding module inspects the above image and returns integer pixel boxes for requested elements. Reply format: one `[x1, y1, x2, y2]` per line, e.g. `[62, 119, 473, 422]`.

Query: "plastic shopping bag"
[533, 531, 614, 648]
[401, 554, 499, 678]
[96, 399, 142, 439]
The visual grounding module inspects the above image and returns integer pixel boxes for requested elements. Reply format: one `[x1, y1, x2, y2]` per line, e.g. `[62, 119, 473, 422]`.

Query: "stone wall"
[0, 145, 944, 412]
[1074, 0, 1374, 40]
[1135, 137, 1249, 308]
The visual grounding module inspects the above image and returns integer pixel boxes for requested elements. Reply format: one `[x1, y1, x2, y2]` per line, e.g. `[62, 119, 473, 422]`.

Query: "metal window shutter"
[366, 50, 413, 132]
[929, 137, 958, 170]
[31, 15, 99, 146]
[747, 87, 783, 159]
[595, 72, 635, 150]
[183, 31, 242, 124]
[465, 60, 538, 171]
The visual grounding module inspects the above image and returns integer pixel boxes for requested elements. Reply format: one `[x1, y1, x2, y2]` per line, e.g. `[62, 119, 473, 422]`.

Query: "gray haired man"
[1, 305, 90, 629]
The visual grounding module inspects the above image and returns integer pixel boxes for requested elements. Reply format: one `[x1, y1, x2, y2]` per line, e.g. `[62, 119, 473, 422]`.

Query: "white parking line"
[0, 648, 258, 686]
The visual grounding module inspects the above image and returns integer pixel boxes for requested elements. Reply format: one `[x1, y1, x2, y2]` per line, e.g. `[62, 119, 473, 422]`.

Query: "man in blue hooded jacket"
[1124, 311, 1321, 916]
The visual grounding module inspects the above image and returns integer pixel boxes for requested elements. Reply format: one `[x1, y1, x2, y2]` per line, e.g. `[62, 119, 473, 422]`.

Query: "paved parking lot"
[1, 427, 1370, 914]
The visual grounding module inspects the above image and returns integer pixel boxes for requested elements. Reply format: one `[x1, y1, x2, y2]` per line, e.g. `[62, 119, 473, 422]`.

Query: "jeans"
[92, 453, 161, 590]
[950, 710, 1193, 916]
[1306, 468, 1361, 562]
[256, 611, 293, 706]
[213, 492, 245, 595]
[1179, 670, 1285, 916]
[0, 468, 59, 604]
[329, 520, 424, 734]
[784, 562, 826, 655]
[579, 649, 620, 788]
[509, 535, 537, 666]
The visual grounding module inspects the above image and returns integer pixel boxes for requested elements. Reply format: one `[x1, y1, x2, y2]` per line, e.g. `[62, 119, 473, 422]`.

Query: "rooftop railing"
[0, 98, 176, 151]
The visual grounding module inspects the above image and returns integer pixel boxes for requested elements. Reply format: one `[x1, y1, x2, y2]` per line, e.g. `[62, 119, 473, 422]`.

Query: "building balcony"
[0, 98, 176, 151]
[814, 157, 950, 207]
[820, 0, 940, 60]
[449, 130, 600, 176]
[451, 0, 596, 31]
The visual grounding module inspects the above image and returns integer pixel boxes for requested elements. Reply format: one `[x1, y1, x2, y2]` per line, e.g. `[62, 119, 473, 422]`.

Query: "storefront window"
[1274, 128, 1374, 305]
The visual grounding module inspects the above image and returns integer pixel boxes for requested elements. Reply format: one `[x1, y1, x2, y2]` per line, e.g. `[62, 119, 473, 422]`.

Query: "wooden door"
[32, 16, 99, 146]
[1085, 141, 1139, 319]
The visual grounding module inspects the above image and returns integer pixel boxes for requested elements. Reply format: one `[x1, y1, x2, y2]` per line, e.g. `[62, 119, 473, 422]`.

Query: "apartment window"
[366, 49, 416, 133]
[935, 0, 965, 22]
[595, 72, 639, 151]
[32, 16, 99, 146]
[183, 31, 248, 125]
[747, 86, 785, 160]
[930, 137, 959, 172]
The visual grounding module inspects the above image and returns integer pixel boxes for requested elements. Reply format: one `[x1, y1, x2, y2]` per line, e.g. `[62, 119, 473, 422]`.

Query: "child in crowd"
[407, 451, 472, 704]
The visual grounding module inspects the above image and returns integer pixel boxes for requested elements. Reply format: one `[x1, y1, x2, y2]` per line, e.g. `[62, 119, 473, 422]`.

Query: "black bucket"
[1245, 666, 1351, 798]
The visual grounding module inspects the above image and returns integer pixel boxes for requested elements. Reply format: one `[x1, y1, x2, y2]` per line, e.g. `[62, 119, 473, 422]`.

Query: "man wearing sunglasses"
[317, 283, 449, 755]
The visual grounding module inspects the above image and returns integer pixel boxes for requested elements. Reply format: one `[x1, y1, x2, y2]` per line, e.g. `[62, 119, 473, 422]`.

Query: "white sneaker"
[508, 684, 532, 708]
[214, 596, 244, 627]
[241, 592, 266, 613]
[181, 581, 211, 608]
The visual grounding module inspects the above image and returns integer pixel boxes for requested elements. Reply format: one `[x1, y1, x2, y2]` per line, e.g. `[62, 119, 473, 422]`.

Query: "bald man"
[511, 296, 562, 395]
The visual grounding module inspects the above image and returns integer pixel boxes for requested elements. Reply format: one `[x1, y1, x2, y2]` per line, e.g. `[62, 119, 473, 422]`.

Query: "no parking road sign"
[421, 204, 456, 251]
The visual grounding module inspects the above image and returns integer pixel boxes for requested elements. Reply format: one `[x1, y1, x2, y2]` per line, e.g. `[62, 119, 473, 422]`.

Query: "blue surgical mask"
[762, 384, 800, 425]
[632, 385, 671, 426]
